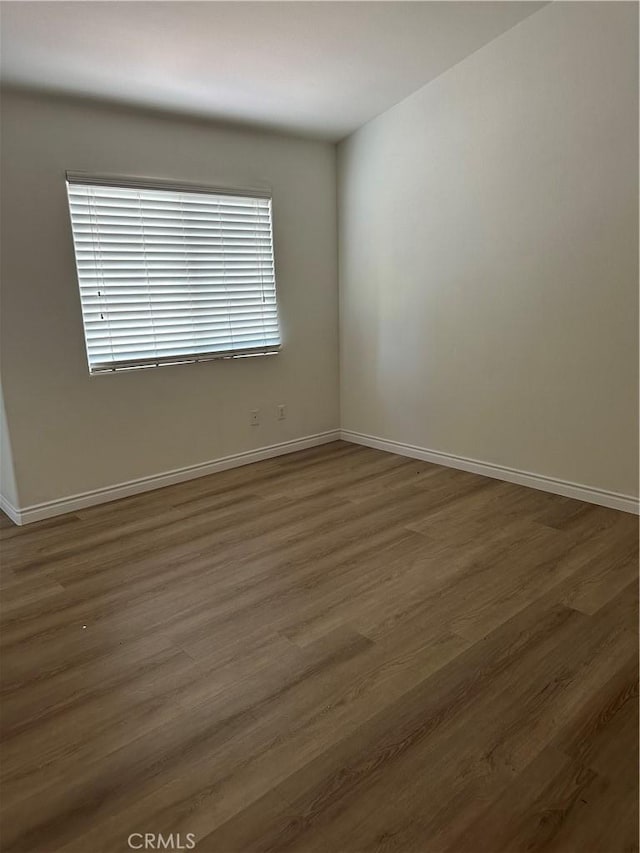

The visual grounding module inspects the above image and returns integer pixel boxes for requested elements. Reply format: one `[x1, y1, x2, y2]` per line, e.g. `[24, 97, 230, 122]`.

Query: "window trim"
[66, 172, 281, 375]
[65, 171, 272, 200]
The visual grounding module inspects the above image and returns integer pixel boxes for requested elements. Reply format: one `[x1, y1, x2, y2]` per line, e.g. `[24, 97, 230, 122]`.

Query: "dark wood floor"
[0, 441, 638, 853]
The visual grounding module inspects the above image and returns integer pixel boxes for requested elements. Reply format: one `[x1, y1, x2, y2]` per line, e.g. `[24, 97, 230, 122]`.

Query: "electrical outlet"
[250, 409, 259, 426]
[277, 404, 286, 420]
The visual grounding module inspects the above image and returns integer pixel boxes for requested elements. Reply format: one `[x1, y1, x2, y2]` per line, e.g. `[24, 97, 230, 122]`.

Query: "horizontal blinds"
[67, 179, 281, 373]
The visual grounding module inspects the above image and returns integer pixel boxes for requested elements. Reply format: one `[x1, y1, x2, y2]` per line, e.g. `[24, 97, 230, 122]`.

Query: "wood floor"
[0, 441, 638, 853]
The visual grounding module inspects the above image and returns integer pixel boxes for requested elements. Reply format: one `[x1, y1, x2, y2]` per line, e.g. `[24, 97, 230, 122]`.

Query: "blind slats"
[67, 180, 281, 373]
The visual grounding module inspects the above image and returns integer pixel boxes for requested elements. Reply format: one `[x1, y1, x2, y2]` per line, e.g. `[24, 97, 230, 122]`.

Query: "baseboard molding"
[4, 427, 637, 525]
[340, 430, 639, 515]
[4, 429, 341, 525]
[0, 495, 21, 525]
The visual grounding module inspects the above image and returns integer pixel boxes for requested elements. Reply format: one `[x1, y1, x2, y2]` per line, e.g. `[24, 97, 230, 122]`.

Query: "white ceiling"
[0, 1, 546, 141]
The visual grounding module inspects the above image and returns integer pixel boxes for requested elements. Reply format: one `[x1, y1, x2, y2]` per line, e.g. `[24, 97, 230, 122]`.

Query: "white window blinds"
[66, 174, 281, 373]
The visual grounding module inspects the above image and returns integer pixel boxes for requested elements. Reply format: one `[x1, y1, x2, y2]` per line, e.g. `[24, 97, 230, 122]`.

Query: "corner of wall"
[0, 380, 21, 521]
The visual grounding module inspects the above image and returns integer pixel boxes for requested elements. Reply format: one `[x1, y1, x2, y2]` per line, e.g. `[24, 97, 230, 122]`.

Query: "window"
[66, 173, 281, 373]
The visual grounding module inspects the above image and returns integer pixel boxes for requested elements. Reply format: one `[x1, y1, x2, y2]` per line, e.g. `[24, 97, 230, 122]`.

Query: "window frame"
[66, 172, 282, 375]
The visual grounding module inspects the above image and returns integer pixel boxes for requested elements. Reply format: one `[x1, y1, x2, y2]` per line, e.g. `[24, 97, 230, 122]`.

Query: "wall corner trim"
[0, 495, 21, 525]
[340, 430, 640, 515]
[3, 429, 341, 525]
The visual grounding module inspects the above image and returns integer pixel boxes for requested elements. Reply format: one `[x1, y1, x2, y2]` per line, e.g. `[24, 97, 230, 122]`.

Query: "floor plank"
[0, 441, 637, 852]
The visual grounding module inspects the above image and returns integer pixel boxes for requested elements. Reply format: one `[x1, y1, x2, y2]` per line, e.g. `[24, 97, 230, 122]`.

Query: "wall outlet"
[277, 404, 287, 420]
[250, 409, 259, 426]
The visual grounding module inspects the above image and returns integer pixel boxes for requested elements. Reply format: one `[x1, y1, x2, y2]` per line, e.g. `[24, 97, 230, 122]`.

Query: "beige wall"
[0, 92, 339, 507]
[2, 1, 638, 512]
[338, 2, 638, 497]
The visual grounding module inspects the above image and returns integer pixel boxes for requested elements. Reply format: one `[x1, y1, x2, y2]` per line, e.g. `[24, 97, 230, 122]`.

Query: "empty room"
[0, 1, 638, 851]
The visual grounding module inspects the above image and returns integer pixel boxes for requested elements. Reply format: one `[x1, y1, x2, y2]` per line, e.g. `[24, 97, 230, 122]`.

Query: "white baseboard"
[0, 495, 21, 525]
[340, 430, 639, 515]
[2, 429, 341, 526]
[3, 426, 637, 525]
